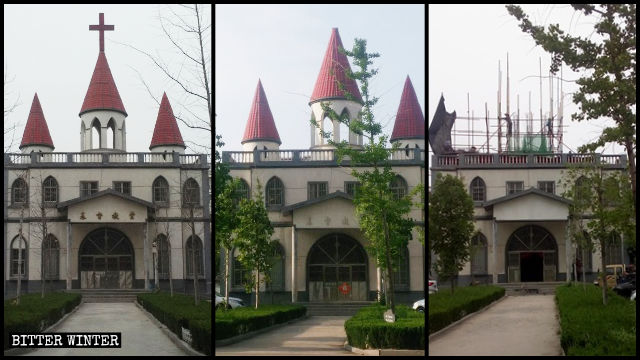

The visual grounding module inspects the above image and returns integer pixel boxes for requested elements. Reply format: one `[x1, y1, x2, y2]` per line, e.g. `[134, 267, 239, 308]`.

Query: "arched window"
[340, 108, 350, 143]
[155, 234, 170, 279]
[393, 246, 410, 290]
[43, 176, 58, 204]
[605, 232, 623, 265]
[12, 177, 28, 205]
[266, 177, 284, 207]
[81, 122, 86, 149]
[471, 233, 488, 275]
[182, 178, 200, 207]
[232, 248, 250, 288]
[234, 179, 250, 205]
[575, 176, 590, 206]
[152, 176, 169, 206]
[405, 144, 411, 157]
[470, 177, 486, 202]
[322, 115, 332, 144]
[390, 175, 408, 200]
[43, 234, 59, 280]
[268, 243, 285, 291]
[107, 118, 116, 149]
[576, 232, 592, 272]
[10, 235, 27, 278]
[185, 235, 204, 277]
[91, 118, 101, 149]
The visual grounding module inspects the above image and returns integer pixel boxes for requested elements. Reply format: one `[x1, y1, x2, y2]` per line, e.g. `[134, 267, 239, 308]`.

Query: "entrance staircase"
[296, 301, 375, 316]
[497, 282, 565, 296]
[65, 289, 151, 303]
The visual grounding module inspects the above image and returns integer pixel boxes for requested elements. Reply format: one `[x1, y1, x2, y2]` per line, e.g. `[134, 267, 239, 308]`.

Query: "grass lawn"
[555, 283, 635, 356]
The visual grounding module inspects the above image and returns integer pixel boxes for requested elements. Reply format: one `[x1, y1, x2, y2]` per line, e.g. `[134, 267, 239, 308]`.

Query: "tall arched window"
[471, 233, 488, 275]
[234, 179, 250, 205]
[12, 178, 28, 206]
[91, 118, 101, 149]
[232, 248, 249, 288]
[43, 176, 58, 204]
[470, 177, 486, 202]
[266, 177, 284, 207]
[605, 232, 623, 265]
[268, 243, 285, 291]
[340, 108, 350, 143]
[43, 234, 59, 280]
[152, 176, 169, 206]
[322, 115, 332, 144]
[182, 178, 200, 207]
[390, 175, 408, 200]
[576, 232, 592, 272]
[107, 118, 116, 149]
[10, 235, 27, 278]
[185, 235, 204, 277]
[393, 246, 410, 290]
[155, 234, 170, 279]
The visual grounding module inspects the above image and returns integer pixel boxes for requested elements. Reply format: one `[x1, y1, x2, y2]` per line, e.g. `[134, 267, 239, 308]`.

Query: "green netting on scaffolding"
[518, 134, 548, 153]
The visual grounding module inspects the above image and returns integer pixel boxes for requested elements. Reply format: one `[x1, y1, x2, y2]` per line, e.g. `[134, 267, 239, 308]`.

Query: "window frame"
[344, 181, 361, 197]
[11, 178, 28, 206]
[185, 235, 204, 278]
[113, 181, 132, 196]
[307, 181, 328, 200]
[265, 177, 284, 209]
[152, 176, 169, 206]
[80, 181, 99, 197]
[506, 181, 524, 195]
[470, 177, 486, 202]
[390, 175, 408, 200]
[537, 181, 555, 194]
[42, 234, 60, 280]
[10, 236, 28, 278]
[182, 178, 200, 207]
[470, 233, 488, 275]
[43, 176, 58, 205]
[393, 246, 410, 290]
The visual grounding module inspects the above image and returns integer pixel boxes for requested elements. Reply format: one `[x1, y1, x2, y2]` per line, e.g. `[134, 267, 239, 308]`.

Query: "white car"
[631, 290, 636, 301]
[215, 293, 245, 309]
[412, 299, 425, 313]
[429, 280, 438, 294]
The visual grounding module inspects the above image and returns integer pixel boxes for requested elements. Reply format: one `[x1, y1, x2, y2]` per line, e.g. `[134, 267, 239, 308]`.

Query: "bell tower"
[309, 28, 363, 149]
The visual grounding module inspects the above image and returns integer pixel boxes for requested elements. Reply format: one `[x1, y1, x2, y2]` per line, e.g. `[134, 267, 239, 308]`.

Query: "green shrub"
[428, 285, 504, 334]
[555, 284, 635, 356]
[214, 304, 306, 340]
[137, 292, 211, 355]
[4, 292, 82, 350]
[344, 304, 424, 350]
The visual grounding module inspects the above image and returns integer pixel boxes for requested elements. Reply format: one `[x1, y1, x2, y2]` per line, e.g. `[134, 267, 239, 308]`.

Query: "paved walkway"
[429, 295, 563, 356]
[215, 316, 360, 356]
[24, 303, 187, 356]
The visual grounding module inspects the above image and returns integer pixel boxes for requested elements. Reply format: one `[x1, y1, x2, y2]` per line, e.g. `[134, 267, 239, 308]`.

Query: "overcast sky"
[4, 4, 211, 154]
[215, 4, 425, 153]
[428, 4, 627, 176]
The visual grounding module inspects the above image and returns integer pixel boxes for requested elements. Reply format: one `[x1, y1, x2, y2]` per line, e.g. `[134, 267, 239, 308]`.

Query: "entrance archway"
[307, 233, 368, 302]
[506, 225, 557, 282]
[79, 227, 134, 289]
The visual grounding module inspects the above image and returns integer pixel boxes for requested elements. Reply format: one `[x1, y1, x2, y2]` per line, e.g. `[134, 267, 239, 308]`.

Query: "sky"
[215, 4, 425, 153]
[3, 4, 211, 154]
[428, 4, 627, 176]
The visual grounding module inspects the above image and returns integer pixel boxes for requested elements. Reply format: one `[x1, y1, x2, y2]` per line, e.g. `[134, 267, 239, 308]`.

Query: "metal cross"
[89, 13, 114, 52]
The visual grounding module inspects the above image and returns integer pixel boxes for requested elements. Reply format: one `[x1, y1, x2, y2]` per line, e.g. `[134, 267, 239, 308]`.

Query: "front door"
[79, 228, 134, 289]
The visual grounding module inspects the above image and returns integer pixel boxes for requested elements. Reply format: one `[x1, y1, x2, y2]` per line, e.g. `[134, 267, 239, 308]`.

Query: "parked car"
[215, 293, 245, 310]
[412, 299, 425, 313]
[594, 264, 626, 288]
[613, 273, 635, 298]
[630, 290, 636, 301]
[429, 280, 438, 294]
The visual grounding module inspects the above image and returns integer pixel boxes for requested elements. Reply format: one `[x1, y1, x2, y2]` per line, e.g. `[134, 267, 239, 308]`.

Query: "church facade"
[220, 28, 426, 304]
[4, 13, 211, 298]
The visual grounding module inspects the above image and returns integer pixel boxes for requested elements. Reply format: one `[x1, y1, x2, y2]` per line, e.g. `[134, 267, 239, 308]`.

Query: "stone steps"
[496, 282, 565, 296]
[296, 302, 375, 316]
[64, 289, 151, 303]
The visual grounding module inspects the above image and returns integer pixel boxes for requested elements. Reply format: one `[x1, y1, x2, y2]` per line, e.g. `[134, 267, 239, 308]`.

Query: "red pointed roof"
[20, 93, 54, 150]
[149, 93, 185, 149]
[310, 28, 362, 104]
[242, 80, 281, 145]
[391, 76, 425, 141]
[79, 52, 127, 116]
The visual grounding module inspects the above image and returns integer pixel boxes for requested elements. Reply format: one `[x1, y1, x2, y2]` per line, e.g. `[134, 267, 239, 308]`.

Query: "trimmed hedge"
[344, 304, 424, 350]
[215, 304, 306, 340]
[4, 292, 82, 350]
[428, 285, 505, 334]
[555, 283, 635, 356]
[137, 292, 211, 355]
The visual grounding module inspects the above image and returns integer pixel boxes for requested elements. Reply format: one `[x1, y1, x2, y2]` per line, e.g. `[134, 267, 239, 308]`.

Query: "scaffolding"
[447, 55, 568, 154]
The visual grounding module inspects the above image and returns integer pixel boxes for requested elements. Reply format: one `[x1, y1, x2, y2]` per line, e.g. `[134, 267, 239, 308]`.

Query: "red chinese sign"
[338, 282, 351, 295]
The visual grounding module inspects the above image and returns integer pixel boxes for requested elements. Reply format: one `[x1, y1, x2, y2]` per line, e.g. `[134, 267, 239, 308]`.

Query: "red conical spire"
[149, 93, 185, 149]
[20, 93, 55, 150]
[242, 80, 281, 145]
[310, 28, 362, 104]
[391, 76, 425, 141]
[79, 52, 127, 116]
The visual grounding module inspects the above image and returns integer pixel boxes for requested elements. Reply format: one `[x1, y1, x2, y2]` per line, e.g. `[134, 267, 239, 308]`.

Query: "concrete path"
[24, 303, 188, 356]
[215, 316, 360, 356]
[429, 295, 563, 356]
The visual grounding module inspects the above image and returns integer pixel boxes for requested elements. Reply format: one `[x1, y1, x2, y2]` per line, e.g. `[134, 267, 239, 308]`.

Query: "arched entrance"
[506, 225, 557, 282]
[307, 233, 368, 302]
[79, 227, 134, 289]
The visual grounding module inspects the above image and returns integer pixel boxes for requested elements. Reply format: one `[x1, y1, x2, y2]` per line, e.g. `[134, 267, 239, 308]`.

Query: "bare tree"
[13, 169, 29, 305]
[153, 205, 174, 297]
[4, 64, 21, 153]
[29, 171, 51, 298]
[117, 4, 211, 153]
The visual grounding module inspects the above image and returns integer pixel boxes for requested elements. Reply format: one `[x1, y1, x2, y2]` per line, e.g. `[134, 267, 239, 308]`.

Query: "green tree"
[234, 180, 276, 309]
[429, 174, 475, 294]
[560, 160, 634, 305]
[506, 4, 636, 218]
[215, 176, 240, 309]
[311, 38, 418, 316]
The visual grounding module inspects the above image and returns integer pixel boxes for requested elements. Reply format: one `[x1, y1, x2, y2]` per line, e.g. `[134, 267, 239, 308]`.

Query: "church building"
[4, 13, 211, 297]
[220, 28, 426, 304]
